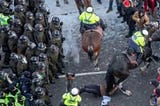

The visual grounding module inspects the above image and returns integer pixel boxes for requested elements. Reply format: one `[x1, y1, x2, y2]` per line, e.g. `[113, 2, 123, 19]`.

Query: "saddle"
[122, 50, 138, 65]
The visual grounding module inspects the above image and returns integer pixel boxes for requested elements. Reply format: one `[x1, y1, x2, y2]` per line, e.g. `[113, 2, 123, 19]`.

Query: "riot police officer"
[25, 11, 34, 26]
[25, 41, 36, 61]
[23, 23, 34, 42]
[35, 42, 46, 56]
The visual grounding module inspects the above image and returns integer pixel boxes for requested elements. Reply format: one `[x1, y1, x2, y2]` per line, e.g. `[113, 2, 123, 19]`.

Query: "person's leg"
[97, 0, 102, 4]
[106, 0, 113, 13]
[80, 84, 101, 96]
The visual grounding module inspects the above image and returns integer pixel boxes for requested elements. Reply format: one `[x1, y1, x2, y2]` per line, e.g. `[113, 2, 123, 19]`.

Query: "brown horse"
[81, 26, 103, 70]
[74, 0, 92, 14]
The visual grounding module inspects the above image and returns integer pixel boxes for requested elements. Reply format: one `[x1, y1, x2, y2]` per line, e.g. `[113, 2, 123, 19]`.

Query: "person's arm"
[144, 13, 149, 25]
[79, 12, 85, 22]
[132, 11, 140, 22]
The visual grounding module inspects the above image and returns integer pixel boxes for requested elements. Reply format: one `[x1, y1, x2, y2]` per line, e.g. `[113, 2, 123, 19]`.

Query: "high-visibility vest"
[131, 31, 146, 53]
[79, 11, 100, 24]
[63, 93, 82, 106]
[0, 13, 10, 26]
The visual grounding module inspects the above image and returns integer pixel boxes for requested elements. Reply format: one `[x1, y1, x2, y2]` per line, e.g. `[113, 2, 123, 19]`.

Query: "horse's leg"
[93, 52, 100, 70]
[56, 0, 60, 7]
[86, 0, 92, 7]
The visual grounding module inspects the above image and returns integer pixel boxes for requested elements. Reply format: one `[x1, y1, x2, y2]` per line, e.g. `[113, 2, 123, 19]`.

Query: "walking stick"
[65, 73, 75, 92]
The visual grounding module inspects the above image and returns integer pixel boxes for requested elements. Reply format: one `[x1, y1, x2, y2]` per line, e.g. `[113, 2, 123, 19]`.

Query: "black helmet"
[0, 0, 9, 8]
[17, 0, 26, 5]
[30, 56, 39, 63]
[18, 54, 27, 64]
[28, 41, 36, 49]
[52, 30, 60, 38]
[10, 52, 18, 60]
[35, 24, 43, 32]
[49, 44, 58, 52]
[22, 71, 31, 78]
[24, 23, 33, 31]
[39, 53, 47, 61]
[19, 35, 29, 43]
[26, 11, 34, 20]
[39, 3, 50, 15]
[15, 5, 24, 13]
[32, 77, 43, 86]
[2, 25, 10, 32]
[52, 17, 60, 25]
[35, 12, 44, 20]
[35, 87, 45, 95]
[14, 18, 22, 27]
[38, 62, 45, 70]
[8, 31, 17, 39]
[37, 42, 46, 51]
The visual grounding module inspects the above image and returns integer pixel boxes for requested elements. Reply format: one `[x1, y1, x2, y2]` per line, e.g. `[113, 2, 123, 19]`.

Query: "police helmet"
[38, 62, 45, 70]
[39, 3, 50, 15]
[52, 17, 60, 25]
[28, 41, 36, 49]
[37, 42, 46, 51]
[18, 54, 28, 64]
[39, 53, 47, 61]
[17, 0, 26, 5]
[52, 30, 60, 38]
[22, 71, 31, 78]
[14, 18, 22, 26]
[35, 87, 45, 95]
[15, 5, 24, 13]
[71, 88, 79, 96]
[30, 56, 39, 63]
[35, 23, 44, 32]
[49, 44, 58, 52]
[0, 0, 9, 8]
[24, 23, 33, 31]
[142, 29, 149, 36]
[8, 31, 17, 39]
[26, 11, 34, 20]
[2, 25, 10, 32]
[35, 12, 44, 20]
[10, 52, 18, 60]
[86, 7, 93, 13]
[19, 35, 29, 43]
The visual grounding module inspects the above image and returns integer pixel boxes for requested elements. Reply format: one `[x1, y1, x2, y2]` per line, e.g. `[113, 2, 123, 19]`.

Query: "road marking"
[59, 71, 106, 78]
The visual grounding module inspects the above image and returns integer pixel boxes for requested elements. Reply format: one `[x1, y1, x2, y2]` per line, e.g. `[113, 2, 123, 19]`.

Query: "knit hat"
[150, 79, 159, 87]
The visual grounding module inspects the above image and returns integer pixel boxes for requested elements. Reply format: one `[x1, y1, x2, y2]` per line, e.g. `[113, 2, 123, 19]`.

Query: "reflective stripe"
[0, 13, 10, 25]
[83, 13, 93, 24]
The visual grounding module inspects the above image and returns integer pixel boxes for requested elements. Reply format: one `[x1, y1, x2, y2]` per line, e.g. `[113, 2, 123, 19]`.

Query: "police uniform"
[0, 13, 11, 26]
[61, 92, 81, 106]
[127, 30, 146, 64]
[79, 8, 100, 33]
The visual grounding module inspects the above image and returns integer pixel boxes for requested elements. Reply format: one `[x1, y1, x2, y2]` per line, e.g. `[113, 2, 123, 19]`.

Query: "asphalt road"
[45, 0, 160, 106]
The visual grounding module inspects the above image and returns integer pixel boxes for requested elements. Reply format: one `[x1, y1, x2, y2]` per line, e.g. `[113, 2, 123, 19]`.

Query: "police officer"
[35, 12, 45, 26]
[79, 7, 106, 34]
[59, 88, 82, 106]
[35, 42, 46, 56]
[12, 18, 24, 37]
[127, 29, 149, 65]
[16, 54, 28, 77]
[0, 13, 12, 26]
[9, 53, 18, 76]
[25, 11, 34, 26]
[28, 56, 39, 72]
[17, 35, 30, 54]
[39, 53, 54, 84]
[23, 23, 34, 42]
[14, 4, 26, 24]
[46, 44, 64, 77]
[7, 30, 18, 53]
[25, 41, 36, 61]
[33, 24, 46, 44]
[49, 17, 63, 33]
[0, 0, 13, 15]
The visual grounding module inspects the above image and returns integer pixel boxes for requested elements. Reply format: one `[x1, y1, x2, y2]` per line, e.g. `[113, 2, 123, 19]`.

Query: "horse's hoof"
[125, 90, 132, 96]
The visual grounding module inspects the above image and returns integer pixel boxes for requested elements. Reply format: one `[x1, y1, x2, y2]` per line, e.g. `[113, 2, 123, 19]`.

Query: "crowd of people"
[0, 0, 66, 105]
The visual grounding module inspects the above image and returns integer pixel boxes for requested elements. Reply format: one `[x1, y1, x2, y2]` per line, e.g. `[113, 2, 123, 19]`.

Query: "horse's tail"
[87, 45, 94, 61]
